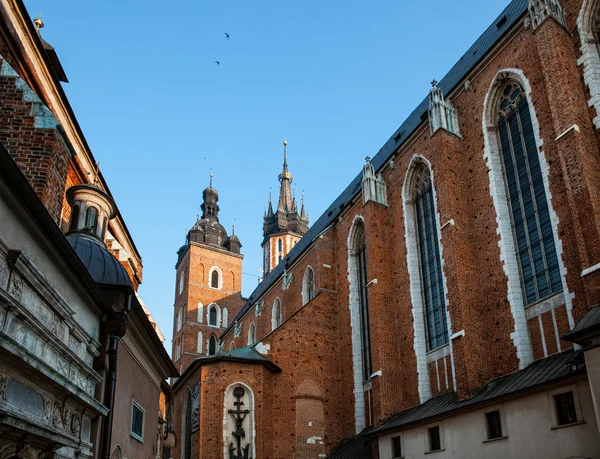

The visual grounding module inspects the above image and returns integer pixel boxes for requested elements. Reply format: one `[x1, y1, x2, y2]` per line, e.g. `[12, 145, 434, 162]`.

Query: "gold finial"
[34, 13, 44, 33]
[283, 133, 287, 147]
[209, 169, 213, 187]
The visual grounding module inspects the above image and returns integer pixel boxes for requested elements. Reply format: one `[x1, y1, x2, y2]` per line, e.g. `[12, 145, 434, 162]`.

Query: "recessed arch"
[302, 266, 315, 305]
[248, 322, 257, 345]
[207, 303, 221, 327]
[208, 335, 217, 355]
[223, 382, 255, 459]
[272, 297, 282, 330]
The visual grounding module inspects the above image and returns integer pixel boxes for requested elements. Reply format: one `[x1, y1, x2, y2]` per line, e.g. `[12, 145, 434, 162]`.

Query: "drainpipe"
[99, 292, 132, 459]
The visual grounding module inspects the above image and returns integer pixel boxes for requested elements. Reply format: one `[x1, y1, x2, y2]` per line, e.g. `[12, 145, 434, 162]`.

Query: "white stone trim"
[402, 156, 456, 403]
[578, 0, 600, 128]
[207, 303, 222, 327]
[581, 261, 600, 277]
[198, 301, 204, 324]
[208, 265, 223, 290]
[197, 331, 203, 354]
[248, 322, 256, 345]
[482, 69, 575, 370]
[223, 382, 255, 459]
[347, 215, 367, 433]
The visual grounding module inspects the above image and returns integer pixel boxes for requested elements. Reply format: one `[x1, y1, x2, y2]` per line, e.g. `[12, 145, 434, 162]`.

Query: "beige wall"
[111, 328, 162, 459]
[378, 378, 600, 459]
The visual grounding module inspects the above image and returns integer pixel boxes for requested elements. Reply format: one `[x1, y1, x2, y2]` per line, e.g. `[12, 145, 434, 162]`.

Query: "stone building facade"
[170, 0, 600, 458]
[0, 2, 177, 458]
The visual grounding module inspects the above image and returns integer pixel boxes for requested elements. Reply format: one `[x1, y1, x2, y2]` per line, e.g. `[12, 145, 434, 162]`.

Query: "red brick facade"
[171, 2, 600, 458]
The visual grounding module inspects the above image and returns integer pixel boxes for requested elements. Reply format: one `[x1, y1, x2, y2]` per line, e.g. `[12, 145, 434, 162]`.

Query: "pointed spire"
[267, 189, 274, 217]
[278, 137, 293, 212]
[301, 191, 306, 219]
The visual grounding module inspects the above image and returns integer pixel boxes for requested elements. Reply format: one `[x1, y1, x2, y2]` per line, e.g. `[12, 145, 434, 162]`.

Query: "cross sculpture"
[228, 387, 251, 459]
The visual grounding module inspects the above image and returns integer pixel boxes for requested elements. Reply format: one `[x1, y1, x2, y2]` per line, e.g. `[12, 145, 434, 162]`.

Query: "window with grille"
[554, 391, 577, 426]
[414, 167, 448, 350]
[130, 400, 145, 442]
[427, 426, 441, 452]
[497, 83, 561, 305]
[485, 410, 503, 439]
[209, 306, 218, 326]
[391, 436, 402, 458]
[354, 224, 372, 381]
[84, 206, 98, 232]
[208, 335, 217, 355]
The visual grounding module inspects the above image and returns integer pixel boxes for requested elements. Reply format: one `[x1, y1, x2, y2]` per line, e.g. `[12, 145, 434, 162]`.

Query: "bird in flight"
[215, 60, 220, 66]
[224, 32, 230, 39]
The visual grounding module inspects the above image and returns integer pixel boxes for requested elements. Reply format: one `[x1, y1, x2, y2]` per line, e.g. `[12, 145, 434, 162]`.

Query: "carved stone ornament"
[10, 275, 23, 300]
[70, 412, 81, 436]
[234, 321, 241, 338]
[228, 387, 251, 459]
[254, 301, 264, 317]
[42, 398, 52, 423]
[52, 401, 63, 429]
[0, 375, 7, 401]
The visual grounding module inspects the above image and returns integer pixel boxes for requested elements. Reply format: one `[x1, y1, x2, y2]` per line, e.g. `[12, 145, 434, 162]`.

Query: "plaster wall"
[377, 379, 600, 459]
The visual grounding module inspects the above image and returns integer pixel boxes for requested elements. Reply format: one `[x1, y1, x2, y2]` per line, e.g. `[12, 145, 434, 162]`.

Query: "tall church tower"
[262, 139, 309, 274]
[172, 175, 245, 374]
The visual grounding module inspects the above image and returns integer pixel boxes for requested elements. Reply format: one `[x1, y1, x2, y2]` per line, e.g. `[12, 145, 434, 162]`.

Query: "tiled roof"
[223, 0, 529, 336]
[371, 350, 584, 434]
[562, 305, 600, 344]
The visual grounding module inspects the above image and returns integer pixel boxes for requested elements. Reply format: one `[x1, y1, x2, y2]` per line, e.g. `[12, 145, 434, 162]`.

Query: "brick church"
[170, 0, 600, 458]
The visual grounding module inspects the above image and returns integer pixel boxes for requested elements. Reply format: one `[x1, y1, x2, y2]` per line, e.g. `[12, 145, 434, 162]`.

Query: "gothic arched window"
[177, 308, 183, 332]
[208, 335, 217, 355]
[278, 238, 283, 252]
[412, 163, 448, 350]
[209, 306, 218, 326]
[69, 204, 80, 231]
[497, 82, 561, 304]
[302, 267, 315, 306]
[222, 307, 229, 327]
[349, 220, 372, 383]
[211, 270, 219, 288]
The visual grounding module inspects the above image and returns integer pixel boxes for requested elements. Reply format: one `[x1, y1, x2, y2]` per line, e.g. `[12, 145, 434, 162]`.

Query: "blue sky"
[25, 0, 510, 349]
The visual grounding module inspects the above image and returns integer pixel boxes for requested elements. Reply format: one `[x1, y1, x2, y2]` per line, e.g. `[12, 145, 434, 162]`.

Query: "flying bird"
[224, 32, 230, 39]
[214, 60, 220, 66]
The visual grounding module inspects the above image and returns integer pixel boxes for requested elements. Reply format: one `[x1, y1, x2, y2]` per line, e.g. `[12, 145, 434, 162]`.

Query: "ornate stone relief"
[254, 301, 264, 317]
[0, 375, 7, 401]
[190, 383, 200, 433]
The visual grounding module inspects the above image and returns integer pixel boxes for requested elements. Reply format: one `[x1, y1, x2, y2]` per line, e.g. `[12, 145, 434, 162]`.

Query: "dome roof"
[202, 186, 218, 200]
[67, 234, 132, 288]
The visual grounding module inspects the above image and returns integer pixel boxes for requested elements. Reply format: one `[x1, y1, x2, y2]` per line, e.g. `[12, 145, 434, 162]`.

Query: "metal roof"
[562, 306, 600, 344]
[370, 350, 584, 435]
[223, 0, 529, 336]
[67, 234, 132, 289]
[327, 428, 372, 459]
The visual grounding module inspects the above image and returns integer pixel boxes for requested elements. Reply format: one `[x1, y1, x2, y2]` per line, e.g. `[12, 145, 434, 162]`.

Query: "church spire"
[277, 138, 293, 212]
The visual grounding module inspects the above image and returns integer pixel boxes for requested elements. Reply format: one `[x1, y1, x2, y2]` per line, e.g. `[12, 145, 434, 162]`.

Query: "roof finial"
[431, 79, 438, 88]
[209, 168, 213, 187]
[269, 188, 272, 202]
[232, 218, 236, 235]
[34, 13, 44, 34]
[283, 134, 288, 169]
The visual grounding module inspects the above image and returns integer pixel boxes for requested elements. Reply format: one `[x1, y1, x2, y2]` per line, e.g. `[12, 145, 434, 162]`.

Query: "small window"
[427, 426, 441, 452]
[211, 270, 219, 288]
[101, 216, 108, 239]
[178, 270, 185, 295]
[278, 238, 283, 252]
[554, 391, 578, 426]
[209, 306, 218, 326]
[130, 400, 145, 442]
[84, 207, 98, 233]
[69, 205, 80, 231]
[208, 335, 217, 355]
[485, 410, 503, 439]
[391, 435, 402, 458]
